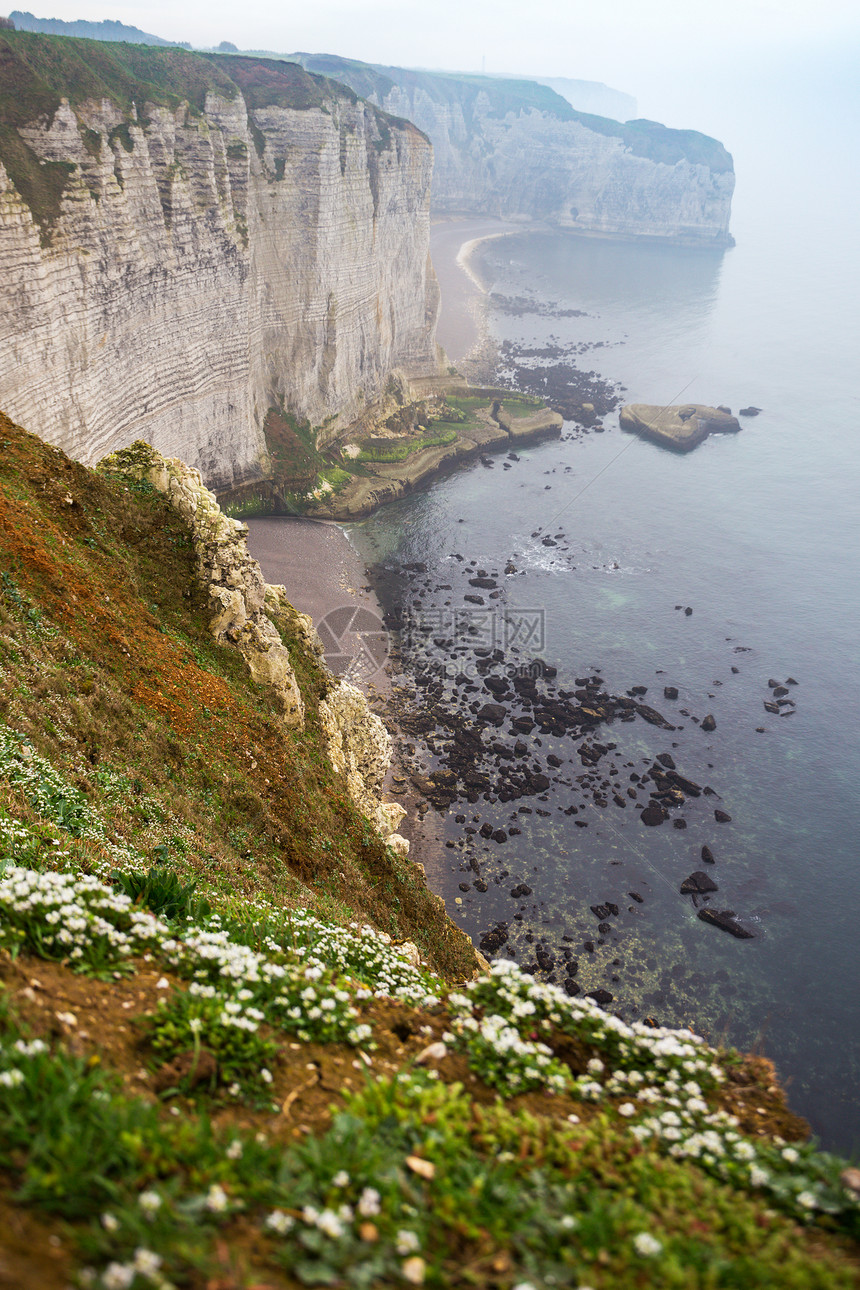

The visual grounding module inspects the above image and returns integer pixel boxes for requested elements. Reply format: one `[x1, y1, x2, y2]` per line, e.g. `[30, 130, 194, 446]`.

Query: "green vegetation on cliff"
[0, 412, 859, 1288]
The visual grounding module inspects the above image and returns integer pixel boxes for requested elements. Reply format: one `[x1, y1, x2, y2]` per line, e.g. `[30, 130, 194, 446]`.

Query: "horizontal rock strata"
[0, 38, 440, 489]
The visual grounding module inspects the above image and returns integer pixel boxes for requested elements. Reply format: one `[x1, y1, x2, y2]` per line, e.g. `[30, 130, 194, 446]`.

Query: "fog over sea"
[345, 54, 860, 1151]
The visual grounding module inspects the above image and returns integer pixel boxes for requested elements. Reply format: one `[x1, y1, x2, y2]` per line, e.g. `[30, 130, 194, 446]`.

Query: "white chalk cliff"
[0, 41, 441, 490]
[290, 57, 734, 244]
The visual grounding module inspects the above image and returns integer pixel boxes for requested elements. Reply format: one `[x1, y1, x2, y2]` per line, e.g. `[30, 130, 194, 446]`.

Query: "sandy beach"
[430, 215, 521, 372]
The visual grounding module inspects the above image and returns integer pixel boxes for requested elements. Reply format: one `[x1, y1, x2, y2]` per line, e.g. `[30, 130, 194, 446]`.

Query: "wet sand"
[247, 517, 375, 633]
[430, 215, 522, 369]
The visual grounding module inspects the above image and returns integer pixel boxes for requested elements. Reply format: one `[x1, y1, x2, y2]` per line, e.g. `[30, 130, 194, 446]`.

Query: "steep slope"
[289, 53, 734, 243]
[0, 416, 858, 1289]
[0, 409, 471, 974]
[0, 34, 440, 489]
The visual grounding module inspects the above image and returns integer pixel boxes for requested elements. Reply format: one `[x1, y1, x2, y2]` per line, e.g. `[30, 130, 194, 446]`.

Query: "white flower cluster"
[446, 958, 721, 1098]
[0, 863, 438, 1055]
[627, 1101, 857, 1221]
[0, 865, 169, 966]
[98, 1246, 173, 1290]
[0, 1032, 50, 1090]
[449, 1007, 570, 1095]
[257, 906, 443, 1007]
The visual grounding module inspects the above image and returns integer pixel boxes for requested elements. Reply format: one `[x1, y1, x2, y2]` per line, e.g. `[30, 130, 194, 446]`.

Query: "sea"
[341, 61, 860, 1153]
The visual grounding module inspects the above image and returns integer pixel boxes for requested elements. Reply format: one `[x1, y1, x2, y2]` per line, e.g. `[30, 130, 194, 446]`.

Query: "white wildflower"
[265, 1209, 294, 1234]
[633, 1233, 663, 1257]
[358, 1187, 381, 1217]
[316, 1209, 344, 1238]
[102, 1264, 134, 1290]
[205, 1183, 229, 1213]
[132, 1248, 162, 1277]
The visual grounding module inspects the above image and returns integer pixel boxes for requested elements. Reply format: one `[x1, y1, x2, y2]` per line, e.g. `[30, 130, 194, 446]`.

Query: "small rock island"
[620, 403, 741, 451]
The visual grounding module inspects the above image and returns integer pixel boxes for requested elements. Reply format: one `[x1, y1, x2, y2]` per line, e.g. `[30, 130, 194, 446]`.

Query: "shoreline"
[244, 219, 560, 886]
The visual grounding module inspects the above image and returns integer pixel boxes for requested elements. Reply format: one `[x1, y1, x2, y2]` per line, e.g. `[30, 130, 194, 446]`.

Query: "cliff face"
[290, 55, 734, 244]
[0, 37, 440, 489]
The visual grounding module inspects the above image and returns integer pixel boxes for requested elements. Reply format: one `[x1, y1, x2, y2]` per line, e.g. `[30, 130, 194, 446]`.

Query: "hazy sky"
[13, 0, 860, 136]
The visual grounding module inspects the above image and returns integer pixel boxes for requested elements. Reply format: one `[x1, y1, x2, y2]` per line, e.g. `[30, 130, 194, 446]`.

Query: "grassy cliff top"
[0, 30, 390, 126]
[0, 412, 857, 1285]
[0, 33, 420, 241]
[278, 52, 733, 173]
[0, 29, 240, 123]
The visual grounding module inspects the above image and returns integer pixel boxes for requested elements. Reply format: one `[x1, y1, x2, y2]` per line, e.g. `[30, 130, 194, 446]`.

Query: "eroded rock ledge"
[619, 403, 740, 452]
[99, 441, 408, 851]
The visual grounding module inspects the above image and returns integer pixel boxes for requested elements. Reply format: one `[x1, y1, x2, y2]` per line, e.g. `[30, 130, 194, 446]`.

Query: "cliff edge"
[289, 54, 735, 244]
[0, 34, 441, 490]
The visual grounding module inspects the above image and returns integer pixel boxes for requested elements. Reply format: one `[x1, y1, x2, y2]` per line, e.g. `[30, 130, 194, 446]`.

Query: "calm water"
[347, 93, 860, 1151]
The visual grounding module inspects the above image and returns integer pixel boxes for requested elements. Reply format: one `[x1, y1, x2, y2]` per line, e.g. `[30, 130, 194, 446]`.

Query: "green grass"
[357, 428, 458, 463]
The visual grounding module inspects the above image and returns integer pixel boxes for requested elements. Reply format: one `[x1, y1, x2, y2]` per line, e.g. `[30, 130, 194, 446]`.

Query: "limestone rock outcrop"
[319, 681, 409, 852]
[290, 56, 734, 244]
[619, 403, 741, 451]
[100, 440, 305, 725]
[100, 440, 408, 847]
[0, 38, 440, 489]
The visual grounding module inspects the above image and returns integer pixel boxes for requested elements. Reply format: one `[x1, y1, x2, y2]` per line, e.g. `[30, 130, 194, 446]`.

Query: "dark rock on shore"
[714, 809, 732, 823]
[663, 686, 679, 700]
[701, 845, 715, 864]
[480, 923, 508, 954]
[739, 406, 761, 417]
[701, 714, 717, 732]
[640, 804, 666, 826]
[698, 909, 754, 938]
[636, 703, 675, 730]
[478, 703, 507, 726]
[681, 871, 719, 894]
